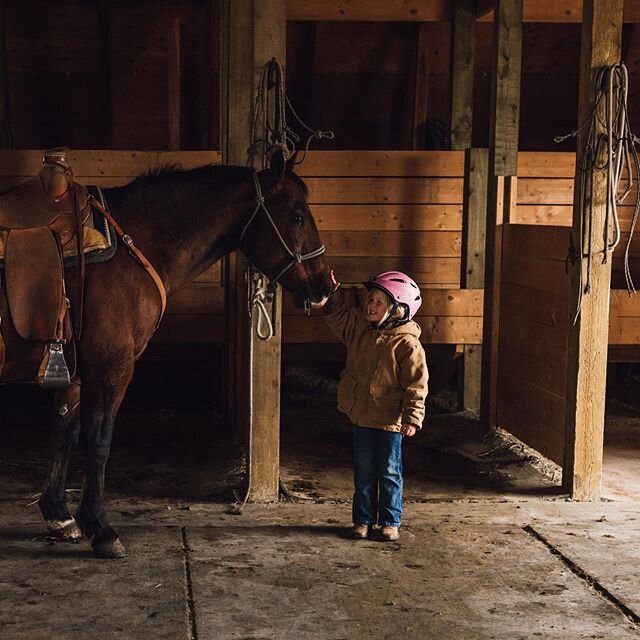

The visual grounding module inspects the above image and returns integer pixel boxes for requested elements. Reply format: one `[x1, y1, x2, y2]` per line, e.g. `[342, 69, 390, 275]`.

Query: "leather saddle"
[0, 149, 91, 387]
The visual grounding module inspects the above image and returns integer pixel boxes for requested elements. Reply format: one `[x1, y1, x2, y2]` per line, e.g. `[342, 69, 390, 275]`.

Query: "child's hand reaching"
[400, 424, 417, 437]
[330, 269, 341, 292]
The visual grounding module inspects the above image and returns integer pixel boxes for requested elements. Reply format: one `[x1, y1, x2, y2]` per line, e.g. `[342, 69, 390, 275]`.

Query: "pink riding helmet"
[364, 270, 422, 321]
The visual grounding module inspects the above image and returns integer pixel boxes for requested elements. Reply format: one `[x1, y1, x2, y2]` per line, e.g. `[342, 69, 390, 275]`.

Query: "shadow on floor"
[0, 374, 563, 511]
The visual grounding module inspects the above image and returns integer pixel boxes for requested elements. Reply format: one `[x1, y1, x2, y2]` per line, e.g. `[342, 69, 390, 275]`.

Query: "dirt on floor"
[1, 371, 639, 639]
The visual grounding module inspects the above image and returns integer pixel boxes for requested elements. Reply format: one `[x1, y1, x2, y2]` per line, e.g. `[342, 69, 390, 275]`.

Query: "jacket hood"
[378, 319, 422, 339]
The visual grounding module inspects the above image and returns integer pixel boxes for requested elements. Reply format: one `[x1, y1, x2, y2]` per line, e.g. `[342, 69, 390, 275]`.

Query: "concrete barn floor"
[1, 380, 639, 640]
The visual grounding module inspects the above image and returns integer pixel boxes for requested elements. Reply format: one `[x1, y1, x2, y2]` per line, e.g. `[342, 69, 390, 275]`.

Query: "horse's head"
[239, 152, 332, 309]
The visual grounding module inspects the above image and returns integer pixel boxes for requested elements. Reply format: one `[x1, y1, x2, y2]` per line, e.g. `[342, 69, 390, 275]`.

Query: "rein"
[239, 171, 326, 302]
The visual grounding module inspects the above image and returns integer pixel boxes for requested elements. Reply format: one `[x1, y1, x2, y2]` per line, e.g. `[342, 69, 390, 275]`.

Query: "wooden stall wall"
[286, 20, 640, 152]
[498, 224, 569, 464]
[5, 0, 217, 150]
[285, 150, 483, 347]
[497, 151, 640, 465]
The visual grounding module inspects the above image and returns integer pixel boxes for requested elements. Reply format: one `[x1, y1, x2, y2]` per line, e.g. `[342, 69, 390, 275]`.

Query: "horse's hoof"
[46, 518, 83, 543]
[92, 532, 127, 559]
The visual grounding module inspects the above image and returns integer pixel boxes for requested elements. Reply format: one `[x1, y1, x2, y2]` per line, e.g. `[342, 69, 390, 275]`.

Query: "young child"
[324, 270, 428, 541]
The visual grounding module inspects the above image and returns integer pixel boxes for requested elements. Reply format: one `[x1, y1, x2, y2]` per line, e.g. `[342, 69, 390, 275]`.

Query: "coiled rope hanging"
[248, 58, 334, 168]
[555, 62, 640, 324]
[246, 58, 334, 340]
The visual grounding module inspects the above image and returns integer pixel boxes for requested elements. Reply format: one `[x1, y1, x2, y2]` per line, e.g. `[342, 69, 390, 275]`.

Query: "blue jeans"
[352, 426, 403, 527]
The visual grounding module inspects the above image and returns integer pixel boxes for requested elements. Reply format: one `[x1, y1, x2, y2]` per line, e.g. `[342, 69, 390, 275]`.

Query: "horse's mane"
[121, 162, 308, 199]
[127, 163, 250, 191]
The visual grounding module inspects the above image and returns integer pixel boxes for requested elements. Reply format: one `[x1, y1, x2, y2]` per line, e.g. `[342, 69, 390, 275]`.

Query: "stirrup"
[37, 342, 71, 388]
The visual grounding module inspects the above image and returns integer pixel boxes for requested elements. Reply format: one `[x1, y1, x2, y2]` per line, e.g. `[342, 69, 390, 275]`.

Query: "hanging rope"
[245, 57, 334, 341]
[555, 62, 640, 323]
[247, 271, 275, 340]
[248, 57, 334, 167]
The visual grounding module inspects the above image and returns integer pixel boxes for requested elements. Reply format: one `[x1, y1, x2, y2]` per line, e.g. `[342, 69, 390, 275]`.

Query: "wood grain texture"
[564, 0, 623, 501]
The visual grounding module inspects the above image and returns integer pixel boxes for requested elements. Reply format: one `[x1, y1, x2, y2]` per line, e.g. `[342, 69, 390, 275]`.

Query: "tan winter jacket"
[324, 288, 429, 432]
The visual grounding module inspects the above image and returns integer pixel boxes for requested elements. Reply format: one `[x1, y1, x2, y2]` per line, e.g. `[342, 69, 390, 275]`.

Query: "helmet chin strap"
[372, 302, 396, 329]
[374, 303, 412, 329]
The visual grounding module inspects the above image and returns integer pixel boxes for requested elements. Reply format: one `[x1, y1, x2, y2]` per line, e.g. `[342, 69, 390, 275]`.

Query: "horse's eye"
[293, 214, 305, 226]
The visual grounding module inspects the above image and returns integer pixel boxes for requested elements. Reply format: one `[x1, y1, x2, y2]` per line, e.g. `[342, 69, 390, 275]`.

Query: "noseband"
[239, 172, 326, 297]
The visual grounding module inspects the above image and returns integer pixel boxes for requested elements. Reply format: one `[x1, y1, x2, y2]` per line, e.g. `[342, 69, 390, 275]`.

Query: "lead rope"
[555, 62, 640, 323]
[248, 271, 275, 340]
[245, 58, 332, 342]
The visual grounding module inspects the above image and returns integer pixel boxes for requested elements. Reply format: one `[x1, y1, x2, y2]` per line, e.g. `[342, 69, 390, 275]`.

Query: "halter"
[239, 171, 326, 297]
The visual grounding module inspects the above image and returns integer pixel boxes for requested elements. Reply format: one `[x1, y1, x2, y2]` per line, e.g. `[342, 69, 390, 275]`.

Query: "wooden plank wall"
[6, 1, 216, 151]
[287, 150, 483, 345]
[497, 224, 569, 464]
[514, 151, 640, 345]
[497, 150, 640, 465]
[1, 149, 639, 357]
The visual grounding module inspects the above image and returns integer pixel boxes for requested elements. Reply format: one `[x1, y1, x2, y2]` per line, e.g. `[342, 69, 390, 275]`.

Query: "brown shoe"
[351, 524, 369, 539]
[380, 526, 399, 541]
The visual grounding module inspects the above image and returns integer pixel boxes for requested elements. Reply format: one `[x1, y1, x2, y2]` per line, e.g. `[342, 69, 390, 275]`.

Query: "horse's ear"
[286, 151, 299, 172]
[270, 148, 287, 182]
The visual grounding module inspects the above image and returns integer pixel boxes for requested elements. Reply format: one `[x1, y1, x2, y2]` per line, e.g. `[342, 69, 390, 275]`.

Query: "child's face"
[366, 289, 391, 323]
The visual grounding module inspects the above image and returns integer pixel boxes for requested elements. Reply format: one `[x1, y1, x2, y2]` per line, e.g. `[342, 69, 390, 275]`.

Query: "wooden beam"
[523, 0, 639, 22]
[286, 0, 450, 21]
[205, 0, 220, 149]
[98, 0, 112, 149]
[412, 23, 430, 150]
[481, 0, 523, 428]
[220, 0, 286, 503]
[0, 0, 9, 148]
[461, 148, 488, 409]
[490, 1, 522, 176]
[450, 0, 475, 150]
[250, 0, 286, 502]
[563, 0, 623, 501]
[478, 0, 640, 22]
[219, 0, 251, 475]
[167, 15, 181, 151]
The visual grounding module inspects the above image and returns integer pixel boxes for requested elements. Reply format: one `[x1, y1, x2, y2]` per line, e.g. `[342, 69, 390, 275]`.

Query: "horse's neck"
[104, 180, 250, 294]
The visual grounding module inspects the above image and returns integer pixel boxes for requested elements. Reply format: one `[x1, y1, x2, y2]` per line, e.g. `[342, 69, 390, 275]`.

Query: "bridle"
[238, 171, 326, 298]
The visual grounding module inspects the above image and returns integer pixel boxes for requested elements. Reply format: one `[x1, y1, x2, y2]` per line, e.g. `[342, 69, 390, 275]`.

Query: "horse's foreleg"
[38, 384, 83, 542]
[76, 363, 132, 559]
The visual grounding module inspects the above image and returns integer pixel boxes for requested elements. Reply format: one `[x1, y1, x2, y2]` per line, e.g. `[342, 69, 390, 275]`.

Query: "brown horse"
[1, 153, 331, 558]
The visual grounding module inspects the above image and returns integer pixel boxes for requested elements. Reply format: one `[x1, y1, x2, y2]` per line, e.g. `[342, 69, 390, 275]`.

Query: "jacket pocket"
[369, 385, 404, 426]
[337, 371, 357, 413]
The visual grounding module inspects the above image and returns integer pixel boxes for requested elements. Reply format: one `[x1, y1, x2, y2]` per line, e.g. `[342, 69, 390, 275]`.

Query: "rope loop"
[249, 57, 334, 168]
[249, 270, 275, 341]
[555, 62, 640, 321]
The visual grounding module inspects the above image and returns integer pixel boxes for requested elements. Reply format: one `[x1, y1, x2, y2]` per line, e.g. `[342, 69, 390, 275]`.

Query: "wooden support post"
[480, 0, 522, 429]
[220, 0, 286, 502]
[412, 23, 430, 149]
[220, 0, 251, 454]
[461, 148, 488, 410]
[563, 0, 623, 501]
[205, 0, 220, 150]
[0, 0, 9, 149]
[449, 0, 475, 150]
[168, 15, 181, 151]
[98, 1, 112, 149]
